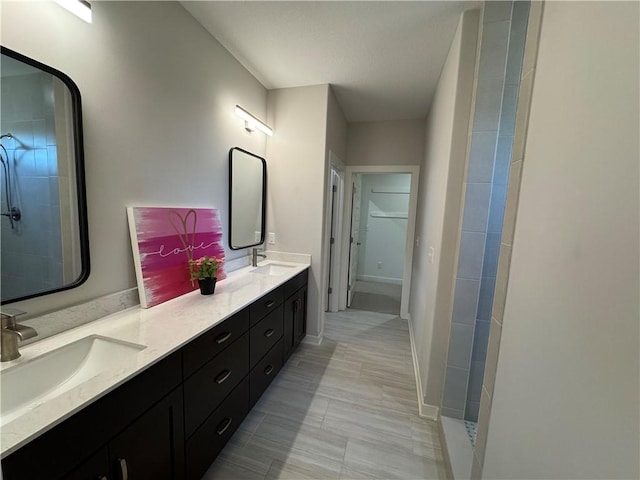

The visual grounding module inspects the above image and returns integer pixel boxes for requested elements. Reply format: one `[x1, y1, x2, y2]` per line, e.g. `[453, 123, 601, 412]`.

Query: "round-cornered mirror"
[0, 47, 90, 304]
[229, 147, 266, 250]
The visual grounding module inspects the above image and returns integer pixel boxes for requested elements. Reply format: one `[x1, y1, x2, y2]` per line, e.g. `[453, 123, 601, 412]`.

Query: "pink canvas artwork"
[127, 207, 226, 308]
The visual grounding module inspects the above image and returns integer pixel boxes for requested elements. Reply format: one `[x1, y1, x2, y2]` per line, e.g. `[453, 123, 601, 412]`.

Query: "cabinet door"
[109, 387, 185, 480]
[284, 287, 307, 359]
[65, 447, 110, 480]
[292, 286, 307, 348]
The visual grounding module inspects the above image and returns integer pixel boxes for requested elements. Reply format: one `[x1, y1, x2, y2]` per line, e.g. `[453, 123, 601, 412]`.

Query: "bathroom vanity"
[0, 262, 308, 480]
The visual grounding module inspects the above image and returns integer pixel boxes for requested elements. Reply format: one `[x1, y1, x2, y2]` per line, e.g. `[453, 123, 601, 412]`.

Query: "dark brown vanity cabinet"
[1, 268, 308, 480]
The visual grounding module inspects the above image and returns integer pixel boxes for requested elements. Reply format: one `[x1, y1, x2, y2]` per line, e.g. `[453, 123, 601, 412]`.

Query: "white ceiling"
[181, 1, 478, 122]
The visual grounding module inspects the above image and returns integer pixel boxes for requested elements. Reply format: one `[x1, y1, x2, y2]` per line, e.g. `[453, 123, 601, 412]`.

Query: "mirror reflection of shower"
[0, 133, 22, 230]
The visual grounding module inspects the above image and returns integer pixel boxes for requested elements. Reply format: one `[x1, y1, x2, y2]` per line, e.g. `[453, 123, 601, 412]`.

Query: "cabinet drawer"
[183, 307, 249, 378]
[185, 378, 249, 480]
[250, 338, 284, 407]
[284, 269, 309, 298]
[250, 305, 283, 367]
[184, 333, 249, 437]
[249, 286, 284, 326]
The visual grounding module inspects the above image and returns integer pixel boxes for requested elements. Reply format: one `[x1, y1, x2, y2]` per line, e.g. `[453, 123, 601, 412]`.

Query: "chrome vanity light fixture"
[235, 105, 273, 136]
[54, 0, 92, 23]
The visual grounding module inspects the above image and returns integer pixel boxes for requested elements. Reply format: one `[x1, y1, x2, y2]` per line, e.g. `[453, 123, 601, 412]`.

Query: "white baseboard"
[356, 274, 403, 285]
[301, 333, 323, 345]
[407, 314, 440, 420]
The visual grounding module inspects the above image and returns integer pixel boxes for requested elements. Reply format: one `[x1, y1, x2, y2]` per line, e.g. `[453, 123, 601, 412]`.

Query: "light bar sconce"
[235, 105, 273, 136]
[55, 0, 92, 23]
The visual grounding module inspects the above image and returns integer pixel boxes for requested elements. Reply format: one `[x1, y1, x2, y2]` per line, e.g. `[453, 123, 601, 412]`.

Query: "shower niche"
[0, 47, 89, 303]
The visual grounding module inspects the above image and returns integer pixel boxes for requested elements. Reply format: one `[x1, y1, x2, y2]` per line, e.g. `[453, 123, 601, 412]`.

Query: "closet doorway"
[338, 165, 419, 319]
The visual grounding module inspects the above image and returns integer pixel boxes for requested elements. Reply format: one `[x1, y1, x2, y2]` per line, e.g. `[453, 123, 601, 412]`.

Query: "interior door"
[326, 172, 338, 308]
[347, 177, 362, 307]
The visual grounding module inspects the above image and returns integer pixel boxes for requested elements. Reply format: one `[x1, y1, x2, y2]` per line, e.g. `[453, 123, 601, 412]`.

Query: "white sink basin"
[251, 263, 296, 276]
[0, 335, 146, 426]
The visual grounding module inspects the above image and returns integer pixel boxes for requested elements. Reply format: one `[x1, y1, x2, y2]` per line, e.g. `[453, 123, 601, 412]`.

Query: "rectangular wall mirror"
[0, 46, 89, 304]
[229, 147, 266, 250]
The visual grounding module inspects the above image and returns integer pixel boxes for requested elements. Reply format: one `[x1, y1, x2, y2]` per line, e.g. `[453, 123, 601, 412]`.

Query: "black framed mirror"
[229, 147, 266, 250]
[0, 46, 90, 304]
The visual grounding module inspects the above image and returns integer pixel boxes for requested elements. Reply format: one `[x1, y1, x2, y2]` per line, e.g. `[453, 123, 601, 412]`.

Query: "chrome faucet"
[251, 247, 267, 267]
[1, 307, 37, 362]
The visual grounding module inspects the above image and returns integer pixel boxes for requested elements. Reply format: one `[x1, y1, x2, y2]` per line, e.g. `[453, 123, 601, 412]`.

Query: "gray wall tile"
[447, 322, 475, 369]
[467, 131, 498, 183]
[483, 1, 513, 23]
[487, 183, 507, 234]
[478, 19, 511, 80]
[461, 183, 492, 232]
[505, 2, 529, 85]
[472, 320, 491, 359]
[452, 278, 481, 325]
[457, 232, 486, 280]
[498, 85, 519, 137]
[476, 276, 496, 321]
[442, 366, 470, 412]
[465, 401, 480, 422]
[473, 75, 505, 132]
[466, 360, 486, 416]
[481, 233, 501, 278]
[493, 136, 513, 186]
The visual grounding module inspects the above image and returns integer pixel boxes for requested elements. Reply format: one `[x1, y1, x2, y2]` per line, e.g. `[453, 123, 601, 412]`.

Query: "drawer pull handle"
[266, 300, 275, 308]
[264, 364, 274, 376]
[216, 417, 233, 436]
[264, 328, 275, 338]
[215, 332, 232, 344]
[215, 369, 232, 384]
[117, 458, 128, 480]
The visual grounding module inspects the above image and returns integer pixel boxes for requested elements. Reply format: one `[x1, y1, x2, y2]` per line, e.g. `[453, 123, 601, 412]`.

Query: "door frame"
[338, 165, 420, 319]
[323, 151, 345, 312]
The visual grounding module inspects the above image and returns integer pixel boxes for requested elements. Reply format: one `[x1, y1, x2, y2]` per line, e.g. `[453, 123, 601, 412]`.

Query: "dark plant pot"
[198, 277, 217, 295]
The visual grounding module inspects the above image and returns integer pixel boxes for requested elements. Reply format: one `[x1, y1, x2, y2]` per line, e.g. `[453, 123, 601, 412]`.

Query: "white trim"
[339, 165, 420, 320]
[324, 152, 345, 313]
[407, 314, 440, 420]
[356, 274, 402, 286]
[301, 333, 323, 345]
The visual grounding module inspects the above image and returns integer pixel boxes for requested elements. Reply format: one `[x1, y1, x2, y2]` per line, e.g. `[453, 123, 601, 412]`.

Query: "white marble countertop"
[0, 259, 309, 458]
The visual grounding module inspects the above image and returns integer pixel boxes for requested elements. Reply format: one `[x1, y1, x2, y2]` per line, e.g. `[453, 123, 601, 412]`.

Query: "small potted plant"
[189, 256, 221, 295]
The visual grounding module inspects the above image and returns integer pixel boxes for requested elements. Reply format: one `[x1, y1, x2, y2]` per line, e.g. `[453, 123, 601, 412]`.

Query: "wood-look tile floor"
[202, 309, 447, 480]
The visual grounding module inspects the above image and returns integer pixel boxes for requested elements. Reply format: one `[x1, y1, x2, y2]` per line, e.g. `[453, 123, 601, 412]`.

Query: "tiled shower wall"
[0, 72, 63, 300]
[442, 1, 529, 420]
[471, 2, 545, 476]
